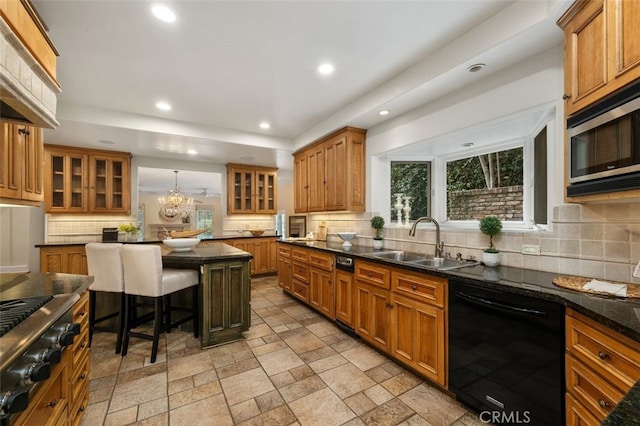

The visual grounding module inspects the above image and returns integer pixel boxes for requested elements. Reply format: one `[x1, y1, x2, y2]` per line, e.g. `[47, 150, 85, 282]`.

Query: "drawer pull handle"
[598, 351, 609, 360]
[598, 399, 611, 409]
[412, 285, 418, 290]
[80, 373, 87, 380]
[367, 272, 373, 277]
[80, 342, 87, 349]
[46, 399, 58, 408]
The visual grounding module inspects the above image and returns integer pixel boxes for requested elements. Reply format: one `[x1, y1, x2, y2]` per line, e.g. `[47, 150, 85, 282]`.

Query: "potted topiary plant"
[479, 216, 502, 266]
[371, 216, 385, 249]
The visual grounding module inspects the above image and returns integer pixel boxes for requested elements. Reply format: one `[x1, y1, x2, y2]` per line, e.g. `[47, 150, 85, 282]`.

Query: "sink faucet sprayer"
[409, 217, 445, 258]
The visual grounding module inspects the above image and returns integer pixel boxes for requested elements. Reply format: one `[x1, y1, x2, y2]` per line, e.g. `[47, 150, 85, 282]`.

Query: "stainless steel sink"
[367, 250, 426, 262]
[367, 250, 479, 270]
[409, 258, 480, 270]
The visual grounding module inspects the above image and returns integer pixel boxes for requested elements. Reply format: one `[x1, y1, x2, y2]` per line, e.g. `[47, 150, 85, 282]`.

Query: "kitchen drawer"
[72, 291, 89, 326]
[292, 279, 309, 303]
[566, 309, 640, 392]
[566, 392, 600, 426]
[71, 328, 89, 371]
[566, 354, 624, 421]
[309, 251, 334, 271]
[291, 248, 310, 263]
[391, 270, 446, 308]
[70, 355, 89, 406]
[292, 261, 309, 282]
[355, 261, 390, 289]
[13, 353, 69, 426]
[277, 244, 291, 258]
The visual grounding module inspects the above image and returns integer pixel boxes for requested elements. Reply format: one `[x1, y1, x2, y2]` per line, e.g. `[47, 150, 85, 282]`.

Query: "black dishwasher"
[448, 280, 564, 426]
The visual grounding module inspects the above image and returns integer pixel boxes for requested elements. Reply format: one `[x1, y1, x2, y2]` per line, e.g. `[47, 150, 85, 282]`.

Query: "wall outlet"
[522, 244, 540, 255]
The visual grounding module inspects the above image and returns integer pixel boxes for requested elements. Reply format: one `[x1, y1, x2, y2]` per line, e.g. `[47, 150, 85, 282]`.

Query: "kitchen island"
[161, 244, 253, 348]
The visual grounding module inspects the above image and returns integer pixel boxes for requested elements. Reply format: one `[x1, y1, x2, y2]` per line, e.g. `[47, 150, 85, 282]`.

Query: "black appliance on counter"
[0, 294, 80, 424]
[448, 280, 564, 426]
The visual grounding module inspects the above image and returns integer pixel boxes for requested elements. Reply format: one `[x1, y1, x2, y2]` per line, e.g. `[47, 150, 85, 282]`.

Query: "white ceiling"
[32, 0, 571, 192]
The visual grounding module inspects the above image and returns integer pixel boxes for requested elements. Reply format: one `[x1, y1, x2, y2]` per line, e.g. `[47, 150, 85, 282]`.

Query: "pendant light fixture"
[158, 170, 193, 221]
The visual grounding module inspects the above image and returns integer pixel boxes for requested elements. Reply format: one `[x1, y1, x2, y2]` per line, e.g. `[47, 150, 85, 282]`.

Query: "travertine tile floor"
[82, 276, 484, 426]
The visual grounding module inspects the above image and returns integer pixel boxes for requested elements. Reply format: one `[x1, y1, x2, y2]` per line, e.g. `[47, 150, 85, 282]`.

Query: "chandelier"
[158, 171, 193, 221]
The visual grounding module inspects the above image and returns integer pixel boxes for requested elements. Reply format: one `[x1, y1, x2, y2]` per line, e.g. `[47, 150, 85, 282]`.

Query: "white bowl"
[162, 238, 199, 252]
[336, 232, 357, 247]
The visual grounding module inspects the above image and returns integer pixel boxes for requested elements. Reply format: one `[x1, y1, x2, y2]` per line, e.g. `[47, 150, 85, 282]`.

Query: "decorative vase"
[373, 239, 384, 249]
[482, 251, 501, 267]
[402, 196, 412, 228]
[394, 193, 404, 227]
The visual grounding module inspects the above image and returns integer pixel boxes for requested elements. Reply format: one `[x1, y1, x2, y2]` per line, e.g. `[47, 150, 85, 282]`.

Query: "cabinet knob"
[562, 93, 571, 100]
[45, 399, 58, 408]
[598, 399, 611, 409]
[411, 284, 417, 291]
[598, 351, 609, 360]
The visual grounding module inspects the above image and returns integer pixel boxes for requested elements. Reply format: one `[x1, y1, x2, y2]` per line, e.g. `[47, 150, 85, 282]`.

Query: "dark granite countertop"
[161, 244, 252, 267]
[602, 379, 640, 426]
[280, 240, 640, 343]
[35, 234, 280, 247]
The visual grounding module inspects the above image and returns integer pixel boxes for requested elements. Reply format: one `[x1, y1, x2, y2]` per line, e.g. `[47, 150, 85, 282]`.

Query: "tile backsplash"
[306, 203, 640, 284]
[45, 203, 640, 283]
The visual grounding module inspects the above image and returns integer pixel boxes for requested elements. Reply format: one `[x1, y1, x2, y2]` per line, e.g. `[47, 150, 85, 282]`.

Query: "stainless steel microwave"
[566, 82, 640, 196]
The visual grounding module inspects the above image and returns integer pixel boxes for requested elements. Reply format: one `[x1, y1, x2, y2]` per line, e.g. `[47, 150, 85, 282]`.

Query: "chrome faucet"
[409, 216, 445, 258]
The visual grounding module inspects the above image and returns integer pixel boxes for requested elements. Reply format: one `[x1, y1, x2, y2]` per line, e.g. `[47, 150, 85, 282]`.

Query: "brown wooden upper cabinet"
[558, 0, 640, 117]
[0, 121, 44, 206]
[44, 145, 131, 214]
[293, 126, 366, 213]
[226, 164, 278, 214]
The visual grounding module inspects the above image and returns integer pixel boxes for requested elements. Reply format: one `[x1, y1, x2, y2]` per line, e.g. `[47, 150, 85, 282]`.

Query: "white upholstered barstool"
[121, 245, 199, 363]
[85, 242, 125, 354]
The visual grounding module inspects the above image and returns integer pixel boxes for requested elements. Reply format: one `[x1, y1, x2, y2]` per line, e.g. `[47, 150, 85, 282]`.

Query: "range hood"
[1, 6, 60, 128]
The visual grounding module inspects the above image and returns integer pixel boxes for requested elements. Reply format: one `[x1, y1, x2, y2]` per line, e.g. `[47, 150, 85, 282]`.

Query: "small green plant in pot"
[479, 216, 502, 266]
[371, 216, 385, 249]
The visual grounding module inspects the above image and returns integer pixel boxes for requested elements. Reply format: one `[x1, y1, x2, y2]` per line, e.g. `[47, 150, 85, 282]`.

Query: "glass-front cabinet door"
[89, 154, 130, 213]
[256, 170, 277, 214]
[227, 163, 278, 215]
[45, 149, 88, 212]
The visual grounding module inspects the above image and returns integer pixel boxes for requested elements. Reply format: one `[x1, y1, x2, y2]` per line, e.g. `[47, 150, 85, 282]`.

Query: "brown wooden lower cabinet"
[565, 308, 640, 425]
[390, 292, 445, 386]
[355, 281, 392, 353]
[276, 243, 449, 389]
[335, 269, 354, 327]
[40, 245, 88, 274]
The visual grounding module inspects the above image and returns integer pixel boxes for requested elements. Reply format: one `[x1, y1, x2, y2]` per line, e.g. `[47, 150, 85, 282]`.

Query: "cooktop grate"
[0, 295, 54, 337]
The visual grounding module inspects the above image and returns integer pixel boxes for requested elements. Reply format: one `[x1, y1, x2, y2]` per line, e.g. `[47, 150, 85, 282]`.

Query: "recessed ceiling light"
[155, 101, 172, 111]
[98, 139, 115, 145]
[187, 149, 198, 155]
[463, 142, 475, 147]
[152, 5, 176, 23]
[466, 63, 486, 73]
[379, 110, 389, 116]
[241, 156, 254, 161]
[259, 122, 271, 129]
[317, 63, 335, 75]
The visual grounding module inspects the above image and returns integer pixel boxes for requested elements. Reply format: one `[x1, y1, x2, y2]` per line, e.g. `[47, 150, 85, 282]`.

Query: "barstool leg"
[115, 292, 126, 354]
[164, 294, 171, 334]
[151, 297, 163, 363]
[121, 294, 132, 357]
[88, 290, 97, 348]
